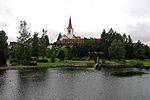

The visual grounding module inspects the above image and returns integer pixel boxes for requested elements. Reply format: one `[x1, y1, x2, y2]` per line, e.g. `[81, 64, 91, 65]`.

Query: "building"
[54, 16, 84, 46]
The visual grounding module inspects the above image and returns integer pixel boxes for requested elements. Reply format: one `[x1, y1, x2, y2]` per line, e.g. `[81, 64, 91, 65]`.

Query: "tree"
[32, 32, 39, 58]
[51, 48, 56, 63]
[108, 39, 126, 60]
[133, 40, 145, 60]
[57, 33, 62, 40]
[66, 46, 73, 60]
[57, 48, 65, 61]
[0, 30, 8, 65]
[17, 21, 31, 63]
[39, 29, 49, 58]
[17, 21, 30, 44]
[99, 28, 123, 59]
[144, 45, 150, 59]
[124, 35, 134, 59]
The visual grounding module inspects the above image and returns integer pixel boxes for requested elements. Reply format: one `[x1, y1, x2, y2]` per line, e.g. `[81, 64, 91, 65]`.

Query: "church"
[54, 16, 84, 46]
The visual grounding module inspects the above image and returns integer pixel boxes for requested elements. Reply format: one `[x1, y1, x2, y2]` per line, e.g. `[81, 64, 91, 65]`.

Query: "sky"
[0, 0, 150, 45]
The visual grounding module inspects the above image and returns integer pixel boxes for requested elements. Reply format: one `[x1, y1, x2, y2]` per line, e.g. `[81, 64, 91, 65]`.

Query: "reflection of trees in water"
[18, 68, 48, 81]
[17, 68, 49, 100]
[0, 70, 6, 95]
[0, 70, 20, 100]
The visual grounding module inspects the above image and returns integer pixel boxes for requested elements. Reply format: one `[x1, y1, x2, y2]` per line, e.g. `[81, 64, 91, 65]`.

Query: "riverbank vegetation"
[1, 20, 150, 69]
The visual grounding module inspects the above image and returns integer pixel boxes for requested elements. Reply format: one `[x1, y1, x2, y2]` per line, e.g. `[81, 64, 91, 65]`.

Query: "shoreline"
[0, 64, 150, 70]
[0, 65, 94, 70]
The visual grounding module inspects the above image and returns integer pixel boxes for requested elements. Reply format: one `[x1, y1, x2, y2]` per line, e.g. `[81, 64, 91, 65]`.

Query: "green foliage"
[133, 40, 146, 60]
[17, 21, 30, 44]
[123, 35, 134, 59]
[57, 48, 66, 61]
[32, 32, 39, 58]
[66, 46, 73, 60]
[99, 28, 123, 59]
[51, 49, 56, 63]
[39, 29, 49, 58]
[17, 21, 32, 64]
[46, 48, 52, 58]
[0, 30, 8, 65]
[36, 59, 48, 62]
[17, 44, 32, 63]
[108, 39, 126, 60]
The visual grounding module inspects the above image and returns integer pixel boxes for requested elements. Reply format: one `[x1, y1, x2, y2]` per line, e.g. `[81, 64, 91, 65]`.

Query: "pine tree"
[0, 30, 8, 65]
[32, 32, 39, 58]
[40, 29, 49, 58]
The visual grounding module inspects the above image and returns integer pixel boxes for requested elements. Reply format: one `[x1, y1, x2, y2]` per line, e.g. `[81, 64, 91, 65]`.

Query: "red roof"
[67, 17, 73, 29]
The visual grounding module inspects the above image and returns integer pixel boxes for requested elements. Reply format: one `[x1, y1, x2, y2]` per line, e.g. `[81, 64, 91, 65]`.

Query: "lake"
[0, 67, 150, 100]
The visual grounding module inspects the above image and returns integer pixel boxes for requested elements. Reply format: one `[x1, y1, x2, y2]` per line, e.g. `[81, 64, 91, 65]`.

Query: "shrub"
[51, 55, 56, 63]
[36, 59, 48, 63]
[102, 60, 105, 64]
[135, 62, 144, 67]
[10, 59, 19, 64]
[23, 61, 30, 66]
[30, 61, 37, 66]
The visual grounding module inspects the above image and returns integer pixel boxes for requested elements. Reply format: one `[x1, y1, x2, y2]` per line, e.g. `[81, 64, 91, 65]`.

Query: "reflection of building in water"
[54, 16, 84, 46]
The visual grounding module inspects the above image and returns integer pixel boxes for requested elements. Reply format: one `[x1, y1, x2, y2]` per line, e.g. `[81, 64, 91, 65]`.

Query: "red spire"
[67, 16, 73, 29]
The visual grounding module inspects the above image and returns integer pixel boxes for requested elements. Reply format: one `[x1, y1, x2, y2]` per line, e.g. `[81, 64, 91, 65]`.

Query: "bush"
[72, 57, 81, 60]
[22, 61, 37, 66]
[36, 59, 48, 63]
[10, 59, 19, 64]
[30, 61, 37, 66]
[23, 61, 30, 66]
[51, 55, 56, 63]
[102, 60, 105, 64]
[135, 62, 144, 67]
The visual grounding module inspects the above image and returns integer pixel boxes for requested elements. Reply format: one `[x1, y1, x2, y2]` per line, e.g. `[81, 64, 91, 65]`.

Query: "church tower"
[67, 16, 74, 38]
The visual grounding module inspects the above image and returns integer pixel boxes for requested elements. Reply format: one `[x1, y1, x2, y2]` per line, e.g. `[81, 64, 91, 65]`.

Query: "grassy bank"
[102, 59, 150, 68]
[37, 60, 94, 68]
[0, 59, 94, 70]
[1, 59, 150, 70]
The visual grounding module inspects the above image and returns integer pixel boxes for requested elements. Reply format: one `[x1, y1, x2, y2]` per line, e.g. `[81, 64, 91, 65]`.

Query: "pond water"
[0, 68, 150, 100]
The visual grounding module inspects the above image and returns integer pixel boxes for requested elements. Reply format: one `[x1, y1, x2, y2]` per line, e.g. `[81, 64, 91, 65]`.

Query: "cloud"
[0, 0, 14, 28]
[125, 0, 150, 18]
[126, 22, 150, 45]
[0, 0, 13, 18]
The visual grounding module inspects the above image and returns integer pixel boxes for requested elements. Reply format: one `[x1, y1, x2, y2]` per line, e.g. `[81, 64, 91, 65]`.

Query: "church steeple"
[67, 16, 73, 29]
[67, 16, 74, 38]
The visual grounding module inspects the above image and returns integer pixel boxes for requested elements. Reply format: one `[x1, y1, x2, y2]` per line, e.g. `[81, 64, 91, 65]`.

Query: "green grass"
[102, 59, 150, 68]
[3, 58, 150, 70]
[37, 60, 94, 68]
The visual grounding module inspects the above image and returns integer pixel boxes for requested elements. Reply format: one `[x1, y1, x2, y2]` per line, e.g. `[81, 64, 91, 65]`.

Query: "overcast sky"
[1, 0, 150, 44]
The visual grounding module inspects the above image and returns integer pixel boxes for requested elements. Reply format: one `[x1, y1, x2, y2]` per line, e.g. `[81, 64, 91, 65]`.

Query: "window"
[68, 30, 71, 34]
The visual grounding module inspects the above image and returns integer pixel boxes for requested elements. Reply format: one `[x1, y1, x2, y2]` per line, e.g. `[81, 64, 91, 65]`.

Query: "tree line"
[71, 28, 150, 60]
[0, 21, 150, 66]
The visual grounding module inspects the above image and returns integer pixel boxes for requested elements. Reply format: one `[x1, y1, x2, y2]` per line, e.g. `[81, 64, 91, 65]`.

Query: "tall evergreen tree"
[0, 30, 8, 65]
[17, 21, 31, 63]
[125, 35, 134, 59]
[32, 32, 39, 58]
[39, 29, 49, 58]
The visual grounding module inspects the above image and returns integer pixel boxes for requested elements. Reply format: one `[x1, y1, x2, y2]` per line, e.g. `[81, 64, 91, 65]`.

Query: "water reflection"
[0, 68, 150, 100]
